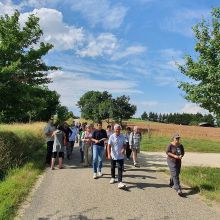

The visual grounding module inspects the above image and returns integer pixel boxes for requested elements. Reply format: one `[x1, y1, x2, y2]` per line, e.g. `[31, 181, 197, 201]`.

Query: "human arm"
[167, 152, 180, 159]
[166, 144, 180, 159]
[129, 133, 133, 149]
[107, 144, 111, 160]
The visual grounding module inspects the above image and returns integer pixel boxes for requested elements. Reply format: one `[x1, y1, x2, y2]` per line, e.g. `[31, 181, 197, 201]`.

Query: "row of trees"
[0, 11, 73, 123]
[141, 112, 215, 126]
[77, 91, 136, 124]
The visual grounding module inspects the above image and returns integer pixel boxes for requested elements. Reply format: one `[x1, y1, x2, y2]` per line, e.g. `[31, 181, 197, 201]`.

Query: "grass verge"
[141, 135, 220, 153]
[181, 167, 220, 202]
[0, 122, 45, 220]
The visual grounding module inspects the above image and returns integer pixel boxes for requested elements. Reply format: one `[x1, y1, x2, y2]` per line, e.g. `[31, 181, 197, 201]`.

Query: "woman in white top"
[129, 126, 142, 167]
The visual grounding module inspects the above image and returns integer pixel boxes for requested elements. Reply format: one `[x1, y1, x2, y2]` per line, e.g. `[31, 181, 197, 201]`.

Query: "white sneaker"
[93, 173, 97, 179]
[118, 182, 126, 189]
[98, 172, 103, 177]
[109, 178, 115, 184]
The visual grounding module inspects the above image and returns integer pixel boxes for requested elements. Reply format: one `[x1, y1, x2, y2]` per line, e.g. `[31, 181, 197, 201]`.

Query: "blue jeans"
[93, 145, 104, 173]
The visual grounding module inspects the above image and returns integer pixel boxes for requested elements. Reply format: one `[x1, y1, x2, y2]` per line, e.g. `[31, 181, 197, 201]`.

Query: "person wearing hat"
[166, 133, 185, 196]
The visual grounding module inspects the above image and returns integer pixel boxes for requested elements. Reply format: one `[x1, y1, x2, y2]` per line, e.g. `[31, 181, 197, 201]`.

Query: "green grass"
[0, 123, 45, 220]
[181, 167, 220, 202]
[0, 162, 44, 219]
[141, 134, 220, 153]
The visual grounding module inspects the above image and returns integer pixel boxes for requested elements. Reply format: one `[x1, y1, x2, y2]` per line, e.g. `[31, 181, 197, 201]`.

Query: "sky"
[0, 0, 219, 117]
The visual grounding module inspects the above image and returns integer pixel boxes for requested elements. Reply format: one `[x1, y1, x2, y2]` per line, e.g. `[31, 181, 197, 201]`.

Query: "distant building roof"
[199, 122, 214, 127]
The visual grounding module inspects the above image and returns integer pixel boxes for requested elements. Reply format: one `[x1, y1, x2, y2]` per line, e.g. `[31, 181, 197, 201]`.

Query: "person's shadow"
[180, 187, 200, 198]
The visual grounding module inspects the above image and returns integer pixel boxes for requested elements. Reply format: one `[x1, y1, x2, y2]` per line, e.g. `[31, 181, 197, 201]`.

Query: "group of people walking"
[44, 120, 142, 189]
[44, 119, 185, 194]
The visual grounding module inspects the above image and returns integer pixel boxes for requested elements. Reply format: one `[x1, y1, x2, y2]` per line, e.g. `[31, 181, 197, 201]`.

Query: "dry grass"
[126, 121, 220, 141]
[0, 122, 45, 138]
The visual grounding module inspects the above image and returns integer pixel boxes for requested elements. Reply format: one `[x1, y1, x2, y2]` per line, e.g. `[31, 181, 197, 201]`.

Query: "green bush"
[0, 131, 44, 179]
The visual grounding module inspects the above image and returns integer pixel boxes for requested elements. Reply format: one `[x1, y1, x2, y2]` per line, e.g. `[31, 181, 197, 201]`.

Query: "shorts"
[52, 151, 64, 158]
[131, 148, 140, 153]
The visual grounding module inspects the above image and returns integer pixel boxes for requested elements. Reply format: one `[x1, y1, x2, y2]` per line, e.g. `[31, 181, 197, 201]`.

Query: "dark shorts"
[52, 152, 64, 158]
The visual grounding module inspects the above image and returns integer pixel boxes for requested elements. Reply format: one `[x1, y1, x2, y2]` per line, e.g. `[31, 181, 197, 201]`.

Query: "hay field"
[126, 121, 220, 141]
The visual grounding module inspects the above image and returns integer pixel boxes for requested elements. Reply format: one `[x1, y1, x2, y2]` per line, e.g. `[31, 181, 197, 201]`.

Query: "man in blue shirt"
[107, 124, 126, 189]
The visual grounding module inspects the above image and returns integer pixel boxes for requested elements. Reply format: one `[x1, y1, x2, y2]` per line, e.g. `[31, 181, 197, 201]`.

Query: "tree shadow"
[37, 207, 115, 220]
[123, 181, 169, 191]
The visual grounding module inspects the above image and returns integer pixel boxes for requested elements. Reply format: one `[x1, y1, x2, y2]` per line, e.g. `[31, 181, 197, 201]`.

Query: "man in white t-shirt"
[107, 124, 126, 189]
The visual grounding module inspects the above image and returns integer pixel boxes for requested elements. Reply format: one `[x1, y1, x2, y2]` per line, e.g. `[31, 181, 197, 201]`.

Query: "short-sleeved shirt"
[166, 144, 185, 163]
[44, 124, 56, 142]
[69, 126, 78, 141]
[129, 132, 142, 149]
[92, 129, 108, 147]
[53, 130, 64, 152]
[108, 133, 126, 160]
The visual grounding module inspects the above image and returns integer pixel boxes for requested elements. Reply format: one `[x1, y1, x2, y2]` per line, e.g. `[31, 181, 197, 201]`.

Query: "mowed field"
[126, 120, 220, 140]
[126, 120, 220, 152]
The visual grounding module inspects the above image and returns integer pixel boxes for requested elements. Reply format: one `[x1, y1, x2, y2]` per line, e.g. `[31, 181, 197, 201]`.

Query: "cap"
[172, 133, 181, 139]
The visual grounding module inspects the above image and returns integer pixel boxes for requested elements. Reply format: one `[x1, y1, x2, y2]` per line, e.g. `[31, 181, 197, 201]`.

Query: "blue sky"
[1, 0, 219, 117]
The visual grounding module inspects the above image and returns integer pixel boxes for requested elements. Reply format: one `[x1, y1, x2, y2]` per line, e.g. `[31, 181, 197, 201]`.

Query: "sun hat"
[172, 133, 181, 139]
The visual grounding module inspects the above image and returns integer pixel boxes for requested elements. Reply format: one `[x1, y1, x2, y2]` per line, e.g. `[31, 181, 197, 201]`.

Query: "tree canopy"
[178, 8, 220, 118]
[77, 91, 136, 124]
[0, 11, 60, 122]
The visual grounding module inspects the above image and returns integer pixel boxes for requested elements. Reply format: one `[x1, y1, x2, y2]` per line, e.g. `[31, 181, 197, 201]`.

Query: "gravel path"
[141, 152, 220, 168]
[20, 147, 220, 220]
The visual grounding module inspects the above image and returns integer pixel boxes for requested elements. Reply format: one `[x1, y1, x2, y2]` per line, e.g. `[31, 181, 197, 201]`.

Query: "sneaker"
[98, 172, 103, 177]
[126, 158, 130, 161]
[177, 189, 182, 196]
[93, 173, 97, 179]
[118, 182, 126, 189]
[109, 178, 115, 184]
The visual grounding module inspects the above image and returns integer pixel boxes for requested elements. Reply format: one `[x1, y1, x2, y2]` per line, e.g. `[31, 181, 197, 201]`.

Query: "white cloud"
[161, 9, 209, 37]
[154, 74, 177, 86]
[48, 70, 142, 113]
[76, 33, 118, 57]
[111, 46, 146, 61]
[70, 0, 128, 29]
[0, 1, 20, 16]
[20, 8, 85, 51]
[136, 101, 159, 107]
[159, 49, 183, 59]
[19, 0, 60, 8]
[180, 103, 209, 114]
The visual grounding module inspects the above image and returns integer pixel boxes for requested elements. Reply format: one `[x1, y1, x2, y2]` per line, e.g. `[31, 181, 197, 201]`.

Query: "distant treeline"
[141, 112, 216, 126]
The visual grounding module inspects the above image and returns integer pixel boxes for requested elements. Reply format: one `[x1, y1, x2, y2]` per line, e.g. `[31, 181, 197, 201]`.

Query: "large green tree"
[0, 11, 58, 122]
[178, 8, 220, 117]
[77, 91, 112, 122]
[77, 91, 136, 124]
[112, 95, 136, 125]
